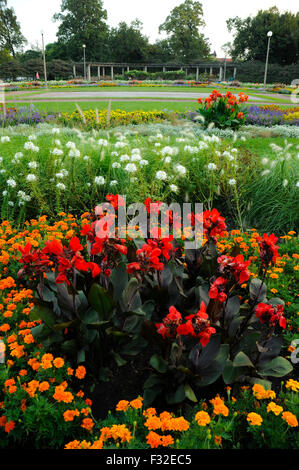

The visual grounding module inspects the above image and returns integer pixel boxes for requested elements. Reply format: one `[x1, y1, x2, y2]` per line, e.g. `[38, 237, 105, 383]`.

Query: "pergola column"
[87, 64, 91, 81]
[219, 66, 223, 81]
[73, 64, 76, 78]
[97, 66, 101, 79]
[127, 66, 130, 72]
[233, 67, 237, 79]
[144, 66, 147, 72]
[210, 67, 213, 76]
[196, 67, 199, 81]
[163, 66, 166, 72]
[111, 66, 114, 80]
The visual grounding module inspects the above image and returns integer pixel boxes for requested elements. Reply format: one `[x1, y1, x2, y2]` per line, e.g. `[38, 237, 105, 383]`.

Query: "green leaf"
[150, 354, 168, 374]
[197, 344, 229, 387]
[110, 262, 128, 302]
[223, 359, 247, 384]
[80, 307, 101, 325]
[122, 277, 141, 311]
[88, 283, 114, 321]
[120, 337, 147, 355]
[29, 305, 56, 329]
[184, 384, 198, 403]
[258, 356, 293, 377]
[111, 351, 127, 367]
[224, 296, 240, 324]
[166, 384, 185, 405]
[228, 316, 245, 338]
[250, 278, 267, 303]
[233, 351, 254, 368]
[77, 348, 86, 363]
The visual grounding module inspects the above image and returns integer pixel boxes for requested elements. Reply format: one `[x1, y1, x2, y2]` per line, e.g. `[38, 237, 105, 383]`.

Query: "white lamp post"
[263, 31, 273, 90]
[83, 44, 86, 80]
[41, 32, 48, 89]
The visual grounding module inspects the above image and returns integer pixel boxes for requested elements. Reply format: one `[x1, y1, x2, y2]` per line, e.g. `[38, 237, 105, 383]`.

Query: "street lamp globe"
[267, 31, 273, 37]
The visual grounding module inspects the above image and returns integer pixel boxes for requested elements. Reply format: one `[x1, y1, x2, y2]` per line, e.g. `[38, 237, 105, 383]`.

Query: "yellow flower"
[267, 401, 283, 416]
[247, 412, 263, 426]
[285, 379, 299, 392]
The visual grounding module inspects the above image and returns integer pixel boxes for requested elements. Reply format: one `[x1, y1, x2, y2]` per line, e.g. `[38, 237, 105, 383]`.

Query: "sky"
[6, 0, 299, 56]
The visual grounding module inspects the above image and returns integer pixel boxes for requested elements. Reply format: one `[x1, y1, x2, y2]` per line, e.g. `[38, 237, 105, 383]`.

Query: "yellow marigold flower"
[195, 411, 211, 426]
[247, 412, 263, 426]
[116, 400, 130, 412]
[281, 411, 298, 427]
[267, 401, 283, 416]
[285, 379, 299, 392]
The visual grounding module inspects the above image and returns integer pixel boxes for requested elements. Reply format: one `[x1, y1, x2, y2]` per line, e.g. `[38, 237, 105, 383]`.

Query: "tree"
[227, 7, 299, 65]
[159, 0, 210, 62]
[53, 0, 109, 61]
[0, 0, 26, 57]
[108, 20, 149, 63]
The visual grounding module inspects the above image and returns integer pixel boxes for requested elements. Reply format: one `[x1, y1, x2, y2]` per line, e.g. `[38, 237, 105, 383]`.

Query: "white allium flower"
[170, 184, 178, 193]
[2, 190, 8, 196]
[0, 169, 6, 174]
[228, 178, 236, 186]
[174, 164, 187, 176]
[26, 174, 37, 182]
[155, 170, 168, 181]
[7, 178, 16, 187]
[139, 159, 149, 166]
[161, 146, 176, 156]
[207, 163, 217, 170]
[130, 177, 137, 183]
[154, 143, 161, 147]
[296, 182, 299, 188]
[51, 128, 60, 134]
[231, 148, 238, 153]
[8, 201, 14, 207]
[109, 180, 118, 186]
[94, 176, 105, 185]
[24, 141, 39, 152]
[131, 148, 141, 154]
[28, 161, 38, 169]
[282, 179, 288, 187]
[51, 148, 63, 156]
[163, 156, 172, 164]
[111, 151, 119, 157]
[261, 158, 269, 165]
[28, 135, 37, 141]
[119, 155, 130, 162]
[1, 136, 10, 143]
[115, 141, 127, 148]
[83, 155, 90, 161]
[66, 141, 76, 149]
[14, 152, 23, 159]
[124, 163, 137, 173]
[261, 170, 270, 176]
[98, 139, 108, 147]
[56, 183, 66, 190]
[69, 149, 80, 158]
[156, 133, 163, 139]
[131, 154, 141, 162]
[198, 141, 208, 150]
[112, 162, 121, 169]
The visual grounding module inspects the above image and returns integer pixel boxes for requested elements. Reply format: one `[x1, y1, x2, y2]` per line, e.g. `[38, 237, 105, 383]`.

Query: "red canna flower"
[256, 303, 286, 329]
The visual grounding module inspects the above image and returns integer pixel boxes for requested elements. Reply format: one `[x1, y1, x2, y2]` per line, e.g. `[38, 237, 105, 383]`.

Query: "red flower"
[258, 233, 279, 266]
[217, 254, 251, 285]
[69, 237, 83, 254]
[209, 277, 228, 303]
[177, 302, 216, 347]
[156, 306, 182, 339]
[256, 303, 286, 329]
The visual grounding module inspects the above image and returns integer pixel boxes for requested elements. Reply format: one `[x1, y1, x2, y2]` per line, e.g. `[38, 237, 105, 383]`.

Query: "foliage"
[108, 20, 149, 63]
[227, 7, 299, 65]
[0, 0, 26, 57]
[234, 61, 299, 84]
[159, 0, 210, 62]
[53, 0, 109, 61]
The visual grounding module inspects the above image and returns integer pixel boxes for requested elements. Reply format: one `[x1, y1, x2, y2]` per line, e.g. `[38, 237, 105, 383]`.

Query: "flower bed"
[246, 106, 299, 127]
[0, 106, 56, 127]
[0, 205, 298, 449]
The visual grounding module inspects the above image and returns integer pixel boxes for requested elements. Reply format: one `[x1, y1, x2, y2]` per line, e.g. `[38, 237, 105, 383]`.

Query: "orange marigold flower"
[4, 420, 15, 433]
[81, 418, 94, 432]
[195, 411, 211, 426]
[38, 381, 49, 392]
[146, 431, 162, 448]
[53, 357, 65, 368]
[130, 397, 143, 409]
[285, 379, 299, 392]
[214, 435, 222, 446]
[161, 435, 174, 447]
[143, 408, 157, 418]
[63, 409, 80, 422]
[247, 412, 263, 426]
[75, 365, 86, 379]
[282, 411, 298, 427]
[116, 400, 130, 412]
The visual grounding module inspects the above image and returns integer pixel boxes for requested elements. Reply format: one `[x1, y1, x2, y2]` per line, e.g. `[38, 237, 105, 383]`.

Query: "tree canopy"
[0, 0, 26, 57]
[159, 0, 210, 62]
[227, 7, 299, 65]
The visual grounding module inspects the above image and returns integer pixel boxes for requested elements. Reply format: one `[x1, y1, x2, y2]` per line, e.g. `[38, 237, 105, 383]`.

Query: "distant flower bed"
[58, 109, 169, 129]
[246, 106, 299, 127]
[0, 106, 56, 126]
